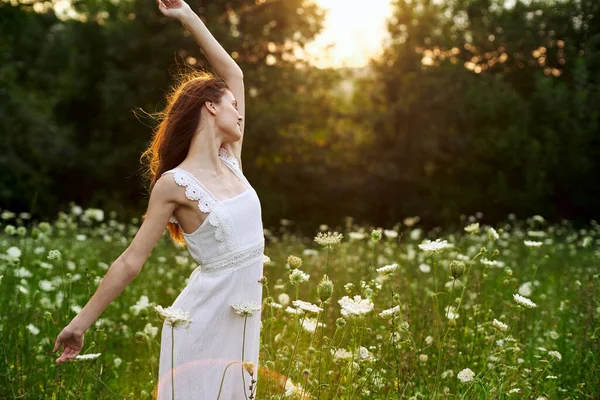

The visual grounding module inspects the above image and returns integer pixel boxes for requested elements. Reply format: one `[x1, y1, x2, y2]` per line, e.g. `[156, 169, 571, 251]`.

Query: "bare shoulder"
[152, 173, 184, 205]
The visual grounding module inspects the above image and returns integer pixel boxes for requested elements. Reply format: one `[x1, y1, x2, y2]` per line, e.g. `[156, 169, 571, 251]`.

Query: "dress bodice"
[161, 147, 264, 272]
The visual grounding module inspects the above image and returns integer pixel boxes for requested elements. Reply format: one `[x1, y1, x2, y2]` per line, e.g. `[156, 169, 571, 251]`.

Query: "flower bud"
[287, 255, 303, 269]
[450, 260, 465, 279]
[257, 276, 268, 285]
[317, 274, 334, 302]
[371, 229, 382, 243]
[336, 317, 347, 328]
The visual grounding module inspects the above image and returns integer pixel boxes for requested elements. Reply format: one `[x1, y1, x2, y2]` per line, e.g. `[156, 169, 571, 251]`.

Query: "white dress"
[157, 147, 264, 400]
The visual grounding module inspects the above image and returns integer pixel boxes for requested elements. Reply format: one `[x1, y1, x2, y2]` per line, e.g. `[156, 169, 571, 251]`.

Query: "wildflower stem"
[171, 325, 175, 400]
[432, 249, 483, 398]
[316, 302, 329, 400]
[216, 361, 241, 400]
[241, 315, 249, 400]
[349, 330, 395, 399]
[278, 313, 306, 400]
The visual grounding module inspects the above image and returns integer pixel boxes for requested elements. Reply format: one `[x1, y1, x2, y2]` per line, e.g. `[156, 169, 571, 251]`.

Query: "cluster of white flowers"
[480, 257, 505, 268]
[131, 295, 152, 316]
[74, 353, 102, 361]
[348, 232, 366, 240]
[488, 227, 500, 240]
[378, 305, 400, 320]
[331, 347, 354, 362]
[418, 239, 453, 253]
[457, 368, 475, 383]
[263, 254, 272, 266]
[548, 350, 562, 361]
[513, 293, 537, 308]
[383, 229, 398, 239]
[444, 305, 459, 320]
[289, 269, 310, 285]
[524, 240, 543, 247]
[231, 301, 261, 317]
[464, 223, 480, 233]
[376, 263, 398, 274]
[338, 295, 374, 318]
[47, 249, 62, 261]
[314, 231, 344, 248]
[154, 305, 192, 327]
[285, 306, 305, 315]
[292, 300, 323, 314]
[492, 319, 509, 332]
[301, 317, 325, 333]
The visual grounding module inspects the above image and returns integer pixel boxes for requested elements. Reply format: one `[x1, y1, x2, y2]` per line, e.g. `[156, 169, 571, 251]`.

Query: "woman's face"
[212, 90, 243, 141]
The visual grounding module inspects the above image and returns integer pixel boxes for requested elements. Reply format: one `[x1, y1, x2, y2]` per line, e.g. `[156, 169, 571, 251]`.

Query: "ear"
[204, 101, 218, 116]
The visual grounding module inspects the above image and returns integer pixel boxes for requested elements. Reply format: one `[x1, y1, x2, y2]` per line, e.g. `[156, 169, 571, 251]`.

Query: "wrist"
[69, 316, 89, 334]
[177, 6, 196, 24]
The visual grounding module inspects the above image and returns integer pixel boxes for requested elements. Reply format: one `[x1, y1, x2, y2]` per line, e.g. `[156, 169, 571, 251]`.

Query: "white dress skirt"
[156, 148, 264, 399]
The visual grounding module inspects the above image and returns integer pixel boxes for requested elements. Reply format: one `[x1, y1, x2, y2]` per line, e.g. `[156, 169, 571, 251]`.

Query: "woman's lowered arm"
[158, 0, 243, 80]
[52, 176, 178, 363]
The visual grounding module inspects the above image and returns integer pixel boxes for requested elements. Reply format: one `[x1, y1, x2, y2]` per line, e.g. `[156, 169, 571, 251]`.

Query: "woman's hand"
[157, 0, 192, 21]
[53, 325, 85, 364]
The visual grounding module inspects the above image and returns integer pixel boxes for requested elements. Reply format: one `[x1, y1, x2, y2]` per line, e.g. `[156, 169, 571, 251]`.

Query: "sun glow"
[304, 0, 394, 69]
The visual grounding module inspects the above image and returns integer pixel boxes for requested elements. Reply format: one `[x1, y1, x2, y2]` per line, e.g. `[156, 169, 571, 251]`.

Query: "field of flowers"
[1, 204, 598, 399]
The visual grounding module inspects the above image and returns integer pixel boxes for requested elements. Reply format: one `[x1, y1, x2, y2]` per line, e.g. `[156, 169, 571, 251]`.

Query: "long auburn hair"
[139, 69, 230, 247]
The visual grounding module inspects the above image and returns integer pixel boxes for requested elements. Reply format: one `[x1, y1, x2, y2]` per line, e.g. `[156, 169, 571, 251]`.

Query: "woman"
[53, 0, 264, 398]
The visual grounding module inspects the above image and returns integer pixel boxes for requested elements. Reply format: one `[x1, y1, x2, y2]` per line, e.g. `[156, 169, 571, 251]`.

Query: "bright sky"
[304, 0, 394, 69]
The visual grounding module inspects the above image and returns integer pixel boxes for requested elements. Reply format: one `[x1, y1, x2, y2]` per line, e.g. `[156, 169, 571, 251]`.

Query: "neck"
[186, 123, 226, 176]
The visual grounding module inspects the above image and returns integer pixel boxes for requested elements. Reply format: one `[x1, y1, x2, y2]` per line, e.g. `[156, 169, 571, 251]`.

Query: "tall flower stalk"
[154, 305, 191, 400]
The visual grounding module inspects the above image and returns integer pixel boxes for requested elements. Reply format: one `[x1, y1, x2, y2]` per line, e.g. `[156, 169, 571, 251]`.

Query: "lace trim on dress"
[194, 239, 265, 278]
[163, 168, 237, 255]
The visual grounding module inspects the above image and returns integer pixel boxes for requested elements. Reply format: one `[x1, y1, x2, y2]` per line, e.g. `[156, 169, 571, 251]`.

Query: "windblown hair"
[140, 70, 229, 246]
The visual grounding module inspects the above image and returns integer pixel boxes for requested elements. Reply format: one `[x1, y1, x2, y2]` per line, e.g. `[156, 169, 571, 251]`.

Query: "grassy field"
[1, 205, 598, 399]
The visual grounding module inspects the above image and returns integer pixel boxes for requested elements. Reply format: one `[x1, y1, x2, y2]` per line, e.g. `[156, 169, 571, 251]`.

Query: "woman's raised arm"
[158, 0, 243, 81]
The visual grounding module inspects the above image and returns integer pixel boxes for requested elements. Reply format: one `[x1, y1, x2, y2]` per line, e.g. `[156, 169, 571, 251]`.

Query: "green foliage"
[1, 0, 599, 235]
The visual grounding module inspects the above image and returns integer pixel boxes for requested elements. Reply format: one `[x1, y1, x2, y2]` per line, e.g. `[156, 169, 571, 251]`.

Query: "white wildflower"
[518, 281, 533, 297]
[301, 317, 325, 333]
[289, 268, 310, 285]
[492, 319, 508, 332]
[74, 353, 101, 361]
[376, 263, 398, 274]
[231, 301, 261, 317]
[548, 350, 562, 361]
[338, 295, 374, 318]
[130, 295, 152, 316]
[292, 300, 323, 314]
[464, 223, 479, 233]
[154, 305, 192, 327]
[418, 239, 453, 253]
[284, 306, 304, 315]
[379, 305, 400, 320]
[348, 231, 365, 240]
[26, 323, 40, 335]
[524, 240, 543, 247]
[513, 293, 537, 308]
[383, 229, 398, 239]
[278, 293, 290, 306]
[7, 246, 22, 259]
[314, 231, 343, 248]
[457, 368, 475, 383]
[419, 263, 431, 273]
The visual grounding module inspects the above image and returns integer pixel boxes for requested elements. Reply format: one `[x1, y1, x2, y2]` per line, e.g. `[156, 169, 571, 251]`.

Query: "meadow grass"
[0, 206, 598, 399]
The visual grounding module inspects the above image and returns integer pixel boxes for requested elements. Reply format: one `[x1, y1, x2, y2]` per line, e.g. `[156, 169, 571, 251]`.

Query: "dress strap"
[218, 147, 251, 189]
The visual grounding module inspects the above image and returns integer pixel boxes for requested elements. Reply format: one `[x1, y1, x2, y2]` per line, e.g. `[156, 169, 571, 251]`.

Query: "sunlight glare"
[305, 0, 393, 69]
